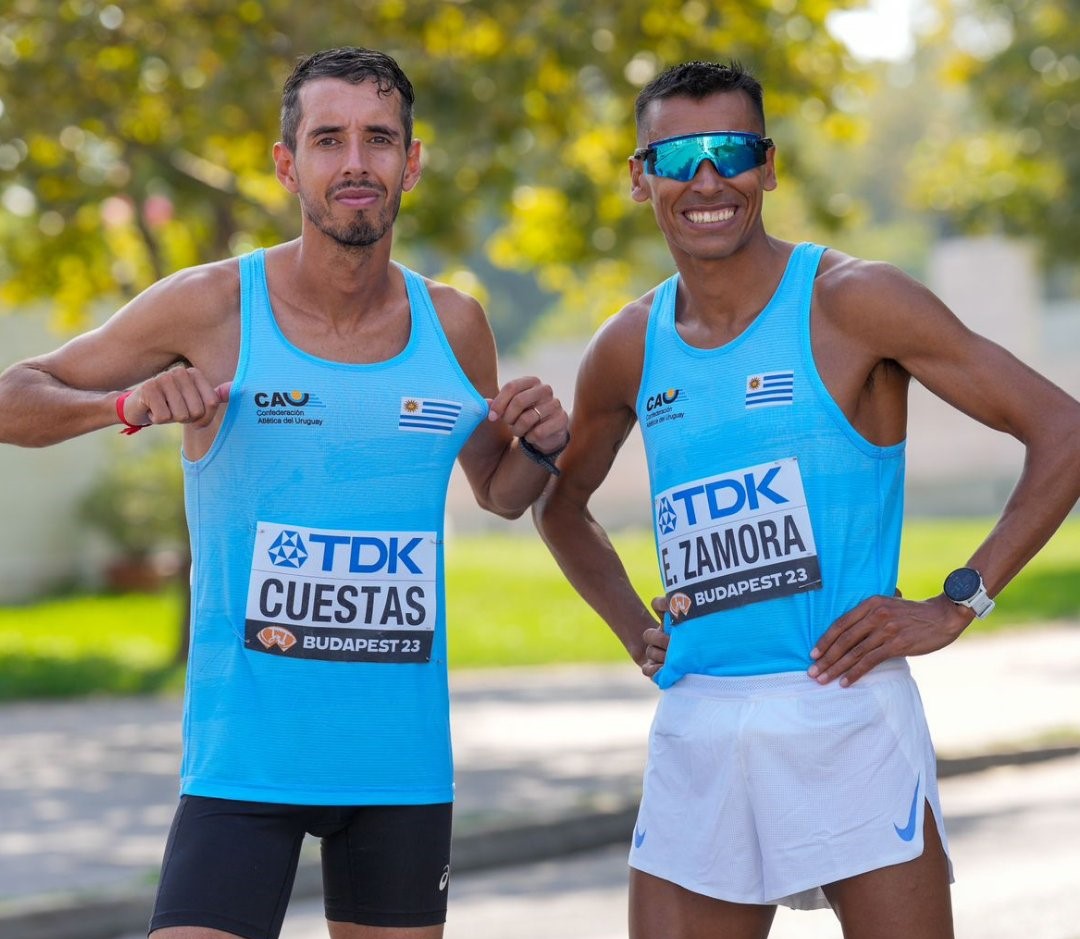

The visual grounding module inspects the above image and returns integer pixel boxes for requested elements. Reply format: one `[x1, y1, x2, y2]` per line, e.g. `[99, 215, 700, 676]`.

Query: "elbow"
[474, 468, 557, 522]
[0, 433, 50, 449]
[472, 487, 532, 522]
[0, 367, 52, 447]
[488, 499, 530, 522]
[0, 404, 32, 448]
[0, 416, 65, 448]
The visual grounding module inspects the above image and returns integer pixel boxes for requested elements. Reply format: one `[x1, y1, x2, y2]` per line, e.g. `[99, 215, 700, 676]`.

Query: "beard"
[301, 181, 403, 249]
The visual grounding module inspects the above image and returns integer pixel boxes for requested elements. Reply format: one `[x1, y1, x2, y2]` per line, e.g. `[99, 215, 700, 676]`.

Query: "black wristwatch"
[943, 567, 995, 619]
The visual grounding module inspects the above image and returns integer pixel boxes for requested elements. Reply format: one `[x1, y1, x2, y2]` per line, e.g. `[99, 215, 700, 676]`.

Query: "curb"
[2, 746, 1076, 939]
[936, 742, 1080, 778]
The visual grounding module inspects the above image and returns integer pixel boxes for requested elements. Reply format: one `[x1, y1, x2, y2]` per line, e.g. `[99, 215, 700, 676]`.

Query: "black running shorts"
[149, 796, 453, 939]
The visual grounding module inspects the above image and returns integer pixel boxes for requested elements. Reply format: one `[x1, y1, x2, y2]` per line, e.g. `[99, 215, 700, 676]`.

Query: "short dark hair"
[635, 60, 766, 137]
[280, 47, 415, 153]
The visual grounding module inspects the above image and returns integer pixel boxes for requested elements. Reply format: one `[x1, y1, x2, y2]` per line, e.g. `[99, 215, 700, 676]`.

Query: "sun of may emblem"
[403, 399, 420, 414]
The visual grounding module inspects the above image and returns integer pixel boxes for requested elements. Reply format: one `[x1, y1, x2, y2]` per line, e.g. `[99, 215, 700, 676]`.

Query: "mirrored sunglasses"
[633, 131, 774, 181]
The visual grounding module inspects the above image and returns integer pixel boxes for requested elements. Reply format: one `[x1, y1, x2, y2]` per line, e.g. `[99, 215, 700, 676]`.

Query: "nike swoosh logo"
[633, 826, 647, 848]
[893, 775, 921, 842]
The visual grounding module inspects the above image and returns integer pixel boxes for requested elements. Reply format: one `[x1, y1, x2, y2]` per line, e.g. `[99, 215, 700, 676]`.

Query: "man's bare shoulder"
[573, 290, 656, 410]
[137, 256, 242, 324]
[423, 276, 492, 359]
[422, 275, 498, 394]
[815, 249, 925, 314]
[93, 256, 243, 379]
[592, 290, 654, 348]
[424, 276, 488, 330]
[813, 247, 975, 380]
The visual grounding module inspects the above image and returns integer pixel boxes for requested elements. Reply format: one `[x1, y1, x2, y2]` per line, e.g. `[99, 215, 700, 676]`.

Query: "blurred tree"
[0, 0, 866, 343]
[904, 0, 1079, 267]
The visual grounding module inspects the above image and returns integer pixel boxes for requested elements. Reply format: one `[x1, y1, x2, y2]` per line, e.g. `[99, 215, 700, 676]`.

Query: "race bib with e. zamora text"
[654, 457, 822, 622]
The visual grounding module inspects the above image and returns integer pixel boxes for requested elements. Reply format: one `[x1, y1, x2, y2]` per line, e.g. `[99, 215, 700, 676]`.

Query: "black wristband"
[518, 435, 568, 477]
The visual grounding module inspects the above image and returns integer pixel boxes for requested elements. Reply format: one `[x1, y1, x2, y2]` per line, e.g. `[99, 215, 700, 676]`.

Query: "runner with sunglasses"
[535, 59, 1080, 939]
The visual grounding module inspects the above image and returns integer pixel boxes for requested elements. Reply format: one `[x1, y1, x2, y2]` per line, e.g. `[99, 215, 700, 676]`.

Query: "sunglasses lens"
[649, 134, 766, 181]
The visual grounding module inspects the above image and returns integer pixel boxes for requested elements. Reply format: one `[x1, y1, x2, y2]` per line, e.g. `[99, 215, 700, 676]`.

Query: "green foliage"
[904, 0, 1080, 266]
[0, 0, 865, 338]
[1, 519, 1077, 700]
[77, 430, 186, 559]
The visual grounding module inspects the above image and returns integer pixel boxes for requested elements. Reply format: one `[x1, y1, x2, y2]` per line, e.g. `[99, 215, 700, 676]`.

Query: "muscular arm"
[432, 282, 569, 519]
[809, 257, 1080, 685]
[0, 261, 239, 449]
[533, 304, 659, 666]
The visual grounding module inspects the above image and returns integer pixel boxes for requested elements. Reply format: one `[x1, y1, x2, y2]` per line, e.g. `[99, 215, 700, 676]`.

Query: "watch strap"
[966, 589, 996, 619]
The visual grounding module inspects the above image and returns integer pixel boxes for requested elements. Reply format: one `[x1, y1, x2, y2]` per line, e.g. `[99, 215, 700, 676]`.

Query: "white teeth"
[686, 207, 735, 223]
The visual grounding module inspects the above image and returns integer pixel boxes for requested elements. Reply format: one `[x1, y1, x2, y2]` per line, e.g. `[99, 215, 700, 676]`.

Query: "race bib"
[654, 457, 822, 622]
[244, 522, 438, 662]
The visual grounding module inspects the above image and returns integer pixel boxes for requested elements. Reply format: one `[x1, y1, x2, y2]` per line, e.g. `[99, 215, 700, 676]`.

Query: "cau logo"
[255, 390, 311, 408]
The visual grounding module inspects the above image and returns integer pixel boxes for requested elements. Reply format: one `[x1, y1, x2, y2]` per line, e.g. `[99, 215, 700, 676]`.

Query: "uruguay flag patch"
[745, 371, 795, 408]
[399, 397, 463, 434]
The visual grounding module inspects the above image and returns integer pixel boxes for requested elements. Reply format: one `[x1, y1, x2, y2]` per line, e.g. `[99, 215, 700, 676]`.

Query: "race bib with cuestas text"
[244, 522, 438, 662]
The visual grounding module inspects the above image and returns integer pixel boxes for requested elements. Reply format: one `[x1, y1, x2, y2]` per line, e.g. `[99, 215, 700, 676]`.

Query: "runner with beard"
[0, 47, 569, 939]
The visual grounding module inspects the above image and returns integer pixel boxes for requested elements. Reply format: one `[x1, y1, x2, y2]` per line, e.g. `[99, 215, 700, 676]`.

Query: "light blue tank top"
[636, 243, 905, 687]
[180, 250, 487, 804]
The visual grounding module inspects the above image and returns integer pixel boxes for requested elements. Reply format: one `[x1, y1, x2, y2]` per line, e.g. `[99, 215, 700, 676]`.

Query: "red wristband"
[115, 390, 147, 435]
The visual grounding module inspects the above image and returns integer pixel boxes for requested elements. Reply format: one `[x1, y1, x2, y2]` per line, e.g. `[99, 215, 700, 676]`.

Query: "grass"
[0, 591, 186, 700]
[1, 519, 1077, 701]
[898, 518, 1080, 628]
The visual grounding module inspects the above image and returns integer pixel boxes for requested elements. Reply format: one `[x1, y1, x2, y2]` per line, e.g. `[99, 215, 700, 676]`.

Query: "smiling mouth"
[685, 207, 735, 223]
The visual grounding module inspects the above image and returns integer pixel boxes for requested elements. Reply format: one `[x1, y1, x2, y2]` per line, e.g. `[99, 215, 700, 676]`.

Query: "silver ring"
[531, 406, 543, 421]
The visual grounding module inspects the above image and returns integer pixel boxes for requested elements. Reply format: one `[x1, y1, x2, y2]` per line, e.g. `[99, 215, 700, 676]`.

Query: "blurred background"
[1, 6, 1079, 937]
[1, 0, 1078, 602]
[2, 0, 1079, 604]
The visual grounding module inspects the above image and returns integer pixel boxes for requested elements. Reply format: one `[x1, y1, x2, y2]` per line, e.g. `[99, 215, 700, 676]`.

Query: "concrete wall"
[907, 237, 1079, 514]
[0, 316, 112, 601]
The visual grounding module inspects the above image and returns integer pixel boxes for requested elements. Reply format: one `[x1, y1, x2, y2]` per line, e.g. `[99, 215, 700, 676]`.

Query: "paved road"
[4, 624, 1079, 939]
[255, 753, 1080, 939]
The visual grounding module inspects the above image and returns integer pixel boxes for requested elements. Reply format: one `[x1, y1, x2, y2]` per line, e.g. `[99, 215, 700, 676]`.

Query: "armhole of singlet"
[798, 243, 905, 458]
[182, 252, 256, 469]
[400, 265, 491, 412]
[634, 274, 679, 418]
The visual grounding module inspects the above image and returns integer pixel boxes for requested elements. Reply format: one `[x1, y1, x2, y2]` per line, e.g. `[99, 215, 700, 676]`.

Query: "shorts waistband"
[667, 657, 911, 701]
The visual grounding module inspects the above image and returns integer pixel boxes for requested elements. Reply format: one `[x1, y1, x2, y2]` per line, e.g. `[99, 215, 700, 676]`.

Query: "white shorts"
[629, 659, 952, 910]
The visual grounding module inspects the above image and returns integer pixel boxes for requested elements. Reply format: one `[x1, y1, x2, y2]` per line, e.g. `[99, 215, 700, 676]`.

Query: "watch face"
[944, 567, 981, 602]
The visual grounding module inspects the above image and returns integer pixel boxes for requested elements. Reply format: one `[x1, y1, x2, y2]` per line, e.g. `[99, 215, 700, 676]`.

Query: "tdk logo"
[268, 530, 308, 568]
[645, 388, 682, 411]
[670, 466, 789, 526]
[656, 497, 679, 535]
[309, 534, 424, 575]
[255, 390, 311, 408]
